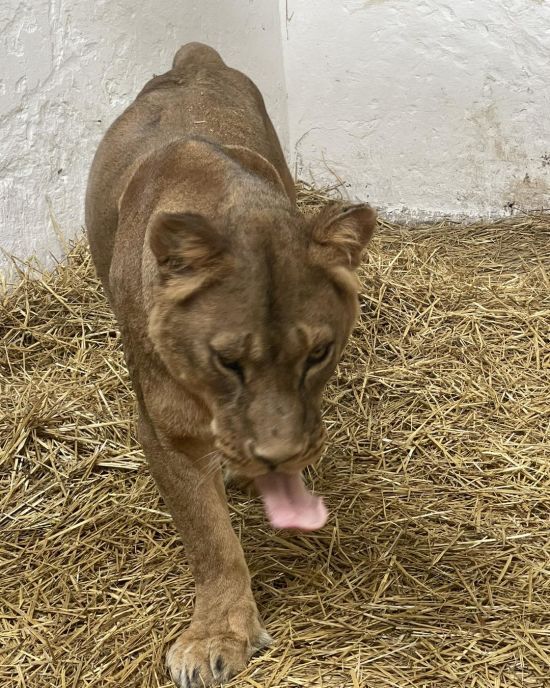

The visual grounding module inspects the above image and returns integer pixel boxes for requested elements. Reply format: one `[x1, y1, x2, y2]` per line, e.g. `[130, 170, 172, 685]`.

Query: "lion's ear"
[149, 212, 227, 274]
[309, 202, 377, 269]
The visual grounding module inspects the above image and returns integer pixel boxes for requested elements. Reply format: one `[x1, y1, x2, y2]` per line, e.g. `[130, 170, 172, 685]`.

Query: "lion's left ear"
[309, 202, 377, 269]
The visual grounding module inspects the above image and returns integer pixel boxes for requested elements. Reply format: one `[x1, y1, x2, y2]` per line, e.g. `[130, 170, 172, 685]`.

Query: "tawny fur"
[86, 43, 376, 688]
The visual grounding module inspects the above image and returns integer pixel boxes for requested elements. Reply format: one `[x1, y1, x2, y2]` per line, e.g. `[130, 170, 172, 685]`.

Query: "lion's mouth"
[215, 430, 328, 531]
[254, 472, 328, 531]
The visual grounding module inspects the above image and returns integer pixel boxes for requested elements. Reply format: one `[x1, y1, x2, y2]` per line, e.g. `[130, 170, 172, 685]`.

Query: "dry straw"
[1, 185, 549, 687]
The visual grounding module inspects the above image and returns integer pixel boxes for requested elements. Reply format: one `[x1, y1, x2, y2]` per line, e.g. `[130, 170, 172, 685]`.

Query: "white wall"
[0, 0, 287, 277]
[2, 0, 550, 276]
[282, 0, 550, 219]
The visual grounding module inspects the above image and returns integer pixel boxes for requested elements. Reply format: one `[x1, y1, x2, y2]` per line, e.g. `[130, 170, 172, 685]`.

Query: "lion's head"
[148, 191, 376, 486]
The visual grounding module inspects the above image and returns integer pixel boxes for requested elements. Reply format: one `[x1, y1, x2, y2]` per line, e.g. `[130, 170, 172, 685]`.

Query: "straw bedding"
[1, 186, 549, 687]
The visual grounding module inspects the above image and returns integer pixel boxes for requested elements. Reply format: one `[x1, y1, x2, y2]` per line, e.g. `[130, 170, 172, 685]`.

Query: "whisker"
[196, 465, 219, 489]
[195, 450, 223, 488]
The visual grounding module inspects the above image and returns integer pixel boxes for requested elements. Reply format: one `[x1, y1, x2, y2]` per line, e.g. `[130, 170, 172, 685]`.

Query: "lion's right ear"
[149, 212, 228, 274]
[309, 202, 377, 270]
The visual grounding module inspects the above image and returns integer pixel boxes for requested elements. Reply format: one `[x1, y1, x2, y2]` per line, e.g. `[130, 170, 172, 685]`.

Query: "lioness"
[86, 43, 376, 687]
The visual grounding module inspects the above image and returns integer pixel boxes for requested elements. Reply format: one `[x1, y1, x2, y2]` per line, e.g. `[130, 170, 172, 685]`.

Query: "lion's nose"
[251, 440, 304, 469]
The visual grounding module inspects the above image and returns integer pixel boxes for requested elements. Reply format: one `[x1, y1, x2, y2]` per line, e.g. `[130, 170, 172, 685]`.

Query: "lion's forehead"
[211, 322, 333, 364]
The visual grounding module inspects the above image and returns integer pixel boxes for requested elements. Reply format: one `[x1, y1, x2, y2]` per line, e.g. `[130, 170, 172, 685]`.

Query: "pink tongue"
[254, 472, 328, 531]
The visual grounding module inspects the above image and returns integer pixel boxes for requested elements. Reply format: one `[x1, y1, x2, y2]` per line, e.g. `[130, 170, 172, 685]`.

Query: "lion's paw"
[166, 625, 271, 687]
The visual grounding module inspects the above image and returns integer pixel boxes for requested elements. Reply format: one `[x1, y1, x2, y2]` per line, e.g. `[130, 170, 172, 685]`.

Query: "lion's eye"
[214, 352, 244, 382]
[306, 342, 333, 369]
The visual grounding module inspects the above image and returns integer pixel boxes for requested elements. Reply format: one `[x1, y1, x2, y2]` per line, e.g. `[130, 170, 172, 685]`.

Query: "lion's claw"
[167, 626, 271, 687]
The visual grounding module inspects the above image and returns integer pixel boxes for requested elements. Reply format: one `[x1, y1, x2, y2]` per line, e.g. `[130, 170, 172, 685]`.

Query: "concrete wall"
[282, 0, 550, 219]
[2, 0, 550, 276]
[0, 0, 287, 277]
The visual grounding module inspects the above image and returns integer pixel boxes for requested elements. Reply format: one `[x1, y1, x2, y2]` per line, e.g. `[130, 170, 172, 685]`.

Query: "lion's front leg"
[137, 413, 270, 687]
